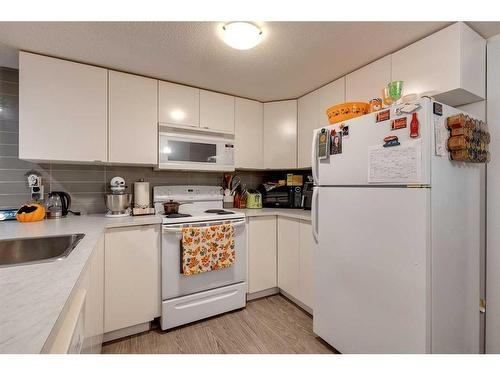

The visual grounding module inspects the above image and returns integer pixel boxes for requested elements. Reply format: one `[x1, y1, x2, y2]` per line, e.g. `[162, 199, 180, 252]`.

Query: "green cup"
[387, 81, 403, 102]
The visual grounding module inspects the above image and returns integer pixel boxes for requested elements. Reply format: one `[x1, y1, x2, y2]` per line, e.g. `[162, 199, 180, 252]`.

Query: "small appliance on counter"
[245, 190, 262, 209]
[301, 178, 314, 210]
[257, 183, 303, 208]
[25, 169, 44, 202]
[132, 179, 155, 216]
[105, 176, 132, 218]
[45, 191, 72, 219]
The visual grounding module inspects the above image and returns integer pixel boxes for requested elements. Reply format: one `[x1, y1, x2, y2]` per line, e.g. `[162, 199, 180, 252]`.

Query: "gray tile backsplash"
[0, 67, 279, 214]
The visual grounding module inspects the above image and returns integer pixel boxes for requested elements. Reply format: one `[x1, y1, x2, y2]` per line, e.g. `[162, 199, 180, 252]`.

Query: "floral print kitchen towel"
[181, 224, 235, 276]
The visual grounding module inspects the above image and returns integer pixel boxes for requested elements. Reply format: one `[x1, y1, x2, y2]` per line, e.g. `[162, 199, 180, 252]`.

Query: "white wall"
[486, 34, 500, 353]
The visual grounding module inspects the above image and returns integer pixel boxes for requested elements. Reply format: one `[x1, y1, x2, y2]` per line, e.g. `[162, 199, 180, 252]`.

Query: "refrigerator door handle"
[311, 130, 319, 185]
[312, 187, 319, 243]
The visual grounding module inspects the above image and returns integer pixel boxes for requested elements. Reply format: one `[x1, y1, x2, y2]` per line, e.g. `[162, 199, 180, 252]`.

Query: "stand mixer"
[105, 176, 132, 218]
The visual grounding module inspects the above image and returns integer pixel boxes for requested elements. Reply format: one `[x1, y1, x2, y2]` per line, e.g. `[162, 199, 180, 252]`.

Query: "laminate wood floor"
[102, 294, 336, 354]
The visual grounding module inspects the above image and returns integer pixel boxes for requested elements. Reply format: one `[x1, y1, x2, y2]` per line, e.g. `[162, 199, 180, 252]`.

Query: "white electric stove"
[153, 186, 247, 330]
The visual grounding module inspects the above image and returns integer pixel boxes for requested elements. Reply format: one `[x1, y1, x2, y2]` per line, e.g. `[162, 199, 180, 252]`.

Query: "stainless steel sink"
[0, 233, 85, 267]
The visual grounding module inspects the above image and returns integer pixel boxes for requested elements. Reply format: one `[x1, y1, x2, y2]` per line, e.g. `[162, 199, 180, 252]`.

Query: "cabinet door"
[109, 71, 158, 165]
[391, 23, 460, 99]
[19, 52, 107, 162]
[263, 100, 297, 169]
[299, 220, 314, 310]
[346, 56, 391, 103]
[391, 22, 485, 106]
[104, 225, 160, 333]
[89, 235, 104, 353]
[200, 90, 235, 134]
[278, 217, 301, 299]
[248, 216, 277, 293]
[158, 81, 200, 127]
[318, 77, 345, 126]
[298, 90, 320, 168]
[235, 97, 263, 169]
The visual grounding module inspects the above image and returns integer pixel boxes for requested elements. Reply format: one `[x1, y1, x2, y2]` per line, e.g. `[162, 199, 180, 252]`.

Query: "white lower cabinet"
[46, 235, 104, 354]
[104, 225, 160, 334]
[247, 216, 277, 294]
[247, 215, 314, 312]
[278, 217, 301, 299]
[298, 221, 314, 310]
[277, 217, 314, 311]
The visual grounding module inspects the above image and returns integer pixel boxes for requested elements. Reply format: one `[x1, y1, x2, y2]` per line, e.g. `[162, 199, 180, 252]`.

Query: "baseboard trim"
[103, 322, 151, 343]
[246, 287, 279, 301]
[279, 289, 313, 316]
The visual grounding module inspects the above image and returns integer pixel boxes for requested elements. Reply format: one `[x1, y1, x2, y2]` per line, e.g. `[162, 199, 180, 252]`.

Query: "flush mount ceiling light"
[221, 22, 263, 50]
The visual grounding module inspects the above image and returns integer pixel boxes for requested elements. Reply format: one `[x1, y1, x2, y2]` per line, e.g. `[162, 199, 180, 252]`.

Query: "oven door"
[158, 129, 235, 171]
[161, 218, 247, 300]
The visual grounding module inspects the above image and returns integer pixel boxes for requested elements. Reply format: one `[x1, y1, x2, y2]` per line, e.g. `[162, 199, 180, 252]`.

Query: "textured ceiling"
[0, 22, 499, 101]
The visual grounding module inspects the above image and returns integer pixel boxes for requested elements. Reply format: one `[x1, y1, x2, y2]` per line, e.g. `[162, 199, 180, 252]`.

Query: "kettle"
[46, 191, 72, 219]
[245, 190, 262, 209]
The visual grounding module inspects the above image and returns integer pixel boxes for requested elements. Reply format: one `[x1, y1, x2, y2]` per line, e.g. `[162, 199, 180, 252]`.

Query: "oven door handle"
[163, 219, 246, 233]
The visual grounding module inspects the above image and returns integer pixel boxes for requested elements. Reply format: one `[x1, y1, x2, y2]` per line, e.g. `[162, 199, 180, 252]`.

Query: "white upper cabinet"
[391, 22, 485, 106]
[200, 90, 235, 134]
[297, 90, 320, 168]
[318, 77, 345, 126]
[235, 98, 263, 169]
[19, 52, 108, 163]
[108, 71, 158, 165]
[346, 56, 392, 102]
[263, 100, 297, 169]
[158, 81, 200, 127]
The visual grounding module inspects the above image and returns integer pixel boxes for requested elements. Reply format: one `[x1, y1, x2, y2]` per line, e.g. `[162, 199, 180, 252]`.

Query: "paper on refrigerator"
[368, 140, 422, 184]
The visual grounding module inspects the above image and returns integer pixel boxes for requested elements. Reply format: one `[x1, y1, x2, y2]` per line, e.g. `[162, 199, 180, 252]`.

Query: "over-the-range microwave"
[158, 125, 235, 171]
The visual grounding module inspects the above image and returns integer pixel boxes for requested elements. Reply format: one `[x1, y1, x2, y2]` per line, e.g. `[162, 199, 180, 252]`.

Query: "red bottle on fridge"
[410, 112, 419, 138]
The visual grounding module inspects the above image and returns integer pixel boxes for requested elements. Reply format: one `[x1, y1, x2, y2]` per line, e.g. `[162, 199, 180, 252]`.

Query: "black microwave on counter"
[257, 184, 303, 208]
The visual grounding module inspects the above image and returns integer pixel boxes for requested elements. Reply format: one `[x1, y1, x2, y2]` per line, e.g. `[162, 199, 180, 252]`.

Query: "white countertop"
[233, 208, 311, 222]
[0, 214, 162, 354]
[0, 208, 310, 353]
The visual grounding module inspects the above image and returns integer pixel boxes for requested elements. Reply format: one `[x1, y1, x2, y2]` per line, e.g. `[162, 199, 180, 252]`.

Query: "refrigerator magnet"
[433, 102, 443, 116]
[395, 102, 421, 116]
[383, 135, 400, 147]
[339, 123, 349, 138]
[376, 109, 390, 123]
[318, 128, 329, 160]
[330, 129, 343, 155]
[391, 117, 407, 130]
[410, 113, 420, 138]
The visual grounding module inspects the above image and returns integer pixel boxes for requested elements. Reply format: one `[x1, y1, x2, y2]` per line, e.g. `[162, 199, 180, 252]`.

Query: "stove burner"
[204, 209, 235, 215]
[165, 213, 192, 218]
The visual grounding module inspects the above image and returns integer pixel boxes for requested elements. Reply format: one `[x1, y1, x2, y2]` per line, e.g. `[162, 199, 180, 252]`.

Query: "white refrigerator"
[311, 98, 484, 353]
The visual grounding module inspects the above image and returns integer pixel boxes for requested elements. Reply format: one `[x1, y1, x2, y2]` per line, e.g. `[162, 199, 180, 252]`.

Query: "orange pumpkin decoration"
[16, 203, 46, 222]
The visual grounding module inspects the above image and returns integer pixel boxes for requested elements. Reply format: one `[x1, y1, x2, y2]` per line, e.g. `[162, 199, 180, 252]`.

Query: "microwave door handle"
[311, 130, 319, 185]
